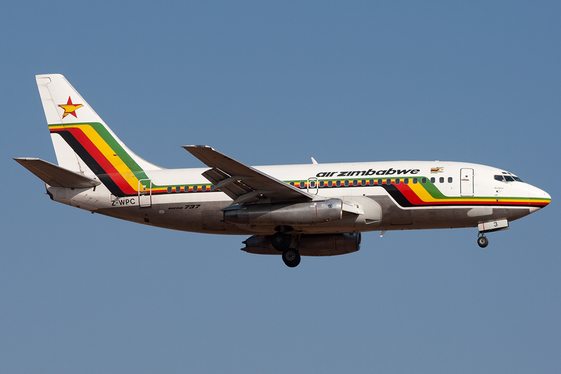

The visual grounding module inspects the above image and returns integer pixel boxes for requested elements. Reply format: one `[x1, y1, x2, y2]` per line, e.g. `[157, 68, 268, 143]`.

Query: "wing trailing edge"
[183, 145, 312, 203]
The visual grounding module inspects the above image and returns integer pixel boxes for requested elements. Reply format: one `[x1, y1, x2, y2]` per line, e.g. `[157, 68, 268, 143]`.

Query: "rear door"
[138, 179, 152, 207]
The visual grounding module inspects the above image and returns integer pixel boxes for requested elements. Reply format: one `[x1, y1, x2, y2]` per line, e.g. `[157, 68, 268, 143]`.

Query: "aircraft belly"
[96, 194, 535, 235]
[98, 201, 241, 235]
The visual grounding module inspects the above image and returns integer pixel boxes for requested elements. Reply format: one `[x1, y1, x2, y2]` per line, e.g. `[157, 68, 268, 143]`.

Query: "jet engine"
[224, 198, 343, 225]
[242, 232, 361, 256]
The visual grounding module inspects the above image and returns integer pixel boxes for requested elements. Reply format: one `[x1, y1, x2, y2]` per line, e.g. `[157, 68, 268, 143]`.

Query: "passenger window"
[386, 179, 391, 185]
[448, 177, 453, 183]
[404, 178, 409, 184]
[344, 180, 349, 186]
[422, 178, 427, 184]
[378, 179, 383, 185]
[413, 178, 418, 184]
[439, 177, 444, 183]
[167, 187, 172, 193]
[336, 180, 341, 187]
[430, 177, 435, 183]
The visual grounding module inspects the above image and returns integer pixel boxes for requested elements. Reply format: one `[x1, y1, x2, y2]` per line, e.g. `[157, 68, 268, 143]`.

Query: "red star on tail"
[59, 97, 84, 119]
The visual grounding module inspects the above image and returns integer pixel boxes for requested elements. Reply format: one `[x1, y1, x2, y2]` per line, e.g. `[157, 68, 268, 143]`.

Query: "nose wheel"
[477, 234, 489, 248]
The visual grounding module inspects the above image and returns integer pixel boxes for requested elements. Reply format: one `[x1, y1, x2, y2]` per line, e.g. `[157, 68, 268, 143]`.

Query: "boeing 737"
[15, 74, 551, 267]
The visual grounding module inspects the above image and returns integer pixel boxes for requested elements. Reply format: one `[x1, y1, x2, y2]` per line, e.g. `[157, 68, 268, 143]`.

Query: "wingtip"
[182, 145, 214, 150]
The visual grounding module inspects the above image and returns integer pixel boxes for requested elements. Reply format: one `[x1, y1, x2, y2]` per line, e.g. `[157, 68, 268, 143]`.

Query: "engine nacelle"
[242, 232, 361, 257]
[224, 198, 343, 225]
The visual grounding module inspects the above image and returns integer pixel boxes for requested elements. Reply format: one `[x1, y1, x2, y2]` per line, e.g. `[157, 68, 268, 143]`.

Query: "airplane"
[15, 74, 551, 267]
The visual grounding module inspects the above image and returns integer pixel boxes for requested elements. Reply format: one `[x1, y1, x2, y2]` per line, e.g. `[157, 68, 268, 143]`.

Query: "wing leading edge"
[182, 145, 312, 204]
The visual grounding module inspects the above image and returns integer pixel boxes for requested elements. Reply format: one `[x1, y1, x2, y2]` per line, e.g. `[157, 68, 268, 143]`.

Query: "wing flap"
[201, 167, 252, 201]
[183, 145, 312, 203]
[14, 157, 101, 188]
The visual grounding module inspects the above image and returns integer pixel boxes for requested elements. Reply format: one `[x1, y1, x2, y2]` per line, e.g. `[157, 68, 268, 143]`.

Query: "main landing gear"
[282, 248, 301, 268]
[271, 229, 301, 268]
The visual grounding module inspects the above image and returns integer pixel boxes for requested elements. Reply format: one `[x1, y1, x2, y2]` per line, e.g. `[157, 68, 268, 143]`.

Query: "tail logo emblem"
[59, 97, 84, 119]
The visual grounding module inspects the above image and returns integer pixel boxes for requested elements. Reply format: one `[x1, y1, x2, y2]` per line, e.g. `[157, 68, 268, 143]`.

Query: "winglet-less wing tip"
[183, 145, 214, 150]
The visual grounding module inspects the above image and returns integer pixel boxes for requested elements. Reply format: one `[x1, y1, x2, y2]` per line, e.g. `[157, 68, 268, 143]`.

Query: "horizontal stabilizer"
[14, 158, 101, 188]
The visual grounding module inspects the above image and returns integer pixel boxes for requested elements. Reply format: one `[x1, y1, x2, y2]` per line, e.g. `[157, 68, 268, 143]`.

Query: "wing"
[182, 145, 312, 204]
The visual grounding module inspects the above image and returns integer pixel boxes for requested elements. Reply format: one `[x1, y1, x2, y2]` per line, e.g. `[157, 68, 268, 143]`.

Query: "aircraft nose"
[527, 184, 551, 210]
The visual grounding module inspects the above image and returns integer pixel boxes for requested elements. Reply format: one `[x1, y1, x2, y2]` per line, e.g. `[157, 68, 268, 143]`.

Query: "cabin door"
[138, 179, 152, 207]
[460, 168, 474, 196]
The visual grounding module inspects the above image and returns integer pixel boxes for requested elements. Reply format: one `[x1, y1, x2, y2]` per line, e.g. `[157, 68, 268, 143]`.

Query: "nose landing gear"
[476, 218, 509, 248]
[477, 234, 489, 248]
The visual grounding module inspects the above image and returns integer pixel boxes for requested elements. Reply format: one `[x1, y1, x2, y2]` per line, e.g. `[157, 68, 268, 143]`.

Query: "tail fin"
[36, 74, 162, 196]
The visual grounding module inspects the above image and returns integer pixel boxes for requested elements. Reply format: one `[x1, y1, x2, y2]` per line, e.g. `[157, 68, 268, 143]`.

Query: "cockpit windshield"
[494, 172, 523, 183]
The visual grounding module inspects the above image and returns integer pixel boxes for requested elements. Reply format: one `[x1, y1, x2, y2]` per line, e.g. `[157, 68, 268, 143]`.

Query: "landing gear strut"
[477, 234, 489, 248]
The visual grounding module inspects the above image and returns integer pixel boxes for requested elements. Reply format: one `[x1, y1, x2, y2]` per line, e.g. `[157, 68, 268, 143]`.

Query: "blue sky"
[2, 1, 560, 373]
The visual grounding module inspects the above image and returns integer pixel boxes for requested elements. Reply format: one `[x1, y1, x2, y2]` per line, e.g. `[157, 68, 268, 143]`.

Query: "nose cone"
[527, 184, 551, 210]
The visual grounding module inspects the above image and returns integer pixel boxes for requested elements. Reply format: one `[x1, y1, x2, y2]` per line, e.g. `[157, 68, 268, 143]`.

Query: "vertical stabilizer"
[36, 74, 162, 197]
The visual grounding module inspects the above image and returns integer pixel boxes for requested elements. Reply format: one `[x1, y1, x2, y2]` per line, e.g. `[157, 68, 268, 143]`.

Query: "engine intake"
[224, 198, 343, 225]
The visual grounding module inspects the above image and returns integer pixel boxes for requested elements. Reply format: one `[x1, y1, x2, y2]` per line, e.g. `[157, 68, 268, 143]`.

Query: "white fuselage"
[46, 160, 550, 236]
